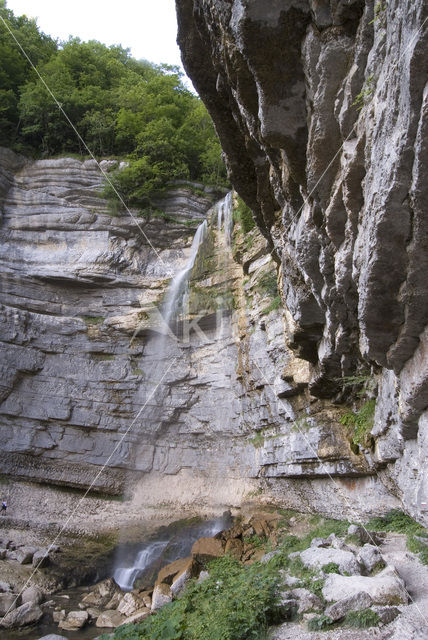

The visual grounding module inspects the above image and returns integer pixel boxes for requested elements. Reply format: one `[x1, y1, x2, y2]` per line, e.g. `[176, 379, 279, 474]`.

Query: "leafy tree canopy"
[0, 2, 228, 202]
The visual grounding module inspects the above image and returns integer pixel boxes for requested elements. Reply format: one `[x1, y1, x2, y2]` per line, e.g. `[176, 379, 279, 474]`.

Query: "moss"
[82, 315, 104, 326]
[249, 432, 265, 448]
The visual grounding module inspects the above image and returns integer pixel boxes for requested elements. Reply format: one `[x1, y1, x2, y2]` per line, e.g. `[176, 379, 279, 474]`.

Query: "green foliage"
[366, 509, 425, 535]
[322, 562, 340, 574]
[109, 555, 284, 640]
[261, 295, 281, 315]
[0, 4, 227, 198]
[343, 608, 380, 628]
[370, 1, 387, 25]
[233, 195, 255, 233]
[407, 536, 428, 565]
[352, 74, 375, 111]
[249, 432, 265, 448]
[366, 509, 428, 565]
[307, 614, 333, 631]
[340, 398, 376, 448]
[258, 271, 278, 298]
[82, 315, 104, 325]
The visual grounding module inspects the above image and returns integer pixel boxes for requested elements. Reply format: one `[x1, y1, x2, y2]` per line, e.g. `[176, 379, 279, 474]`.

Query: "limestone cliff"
[0, 148, 401, 526]
[176, 0, 428, 523]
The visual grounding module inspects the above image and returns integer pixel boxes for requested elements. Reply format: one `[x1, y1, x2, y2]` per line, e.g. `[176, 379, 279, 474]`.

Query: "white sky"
[6, 0, 184, 69]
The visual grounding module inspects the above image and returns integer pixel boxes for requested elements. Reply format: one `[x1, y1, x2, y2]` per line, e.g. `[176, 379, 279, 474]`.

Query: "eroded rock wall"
[176, 0, 428, 523]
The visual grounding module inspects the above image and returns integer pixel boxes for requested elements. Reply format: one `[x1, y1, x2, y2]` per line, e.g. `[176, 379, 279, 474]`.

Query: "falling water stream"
[113, 196, 234, 591]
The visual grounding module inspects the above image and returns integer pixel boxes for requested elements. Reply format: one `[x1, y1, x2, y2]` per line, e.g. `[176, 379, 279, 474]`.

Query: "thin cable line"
[252, 360, 428, 627]
[0, 356, 178, 623]
[0, 14, 168, 269]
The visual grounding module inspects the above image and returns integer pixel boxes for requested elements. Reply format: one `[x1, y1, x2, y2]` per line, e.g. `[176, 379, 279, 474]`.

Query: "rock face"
[176, 0, 428, 523]
[1, 147, 401, 522]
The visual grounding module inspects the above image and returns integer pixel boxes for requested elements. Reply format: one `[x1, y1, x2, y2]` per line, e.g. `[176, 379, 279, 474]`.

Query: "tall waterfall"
[161, 219, 208, 333]
[216, 191, 234, 247]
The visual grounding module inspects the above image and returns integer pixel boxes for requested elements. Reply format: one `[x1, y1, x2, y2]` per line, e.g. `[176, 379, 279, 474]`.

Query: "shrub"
[233, 196, 256, 233]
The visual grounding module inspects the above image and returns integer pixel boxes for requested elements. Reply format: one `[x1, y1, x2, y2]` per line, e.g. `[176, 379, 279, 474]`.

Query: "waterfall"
[114, 540, 168, 591]
[216, 191, 234, 247]
[161, 219, 208, 333]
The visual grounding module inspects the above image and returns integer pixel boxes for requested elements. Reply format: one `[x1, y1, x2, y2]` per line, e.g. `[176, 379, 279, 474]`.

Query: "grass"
[343, 608, 380, 628]
[352, 74, 375, 111]
[307, 614, 333, 631]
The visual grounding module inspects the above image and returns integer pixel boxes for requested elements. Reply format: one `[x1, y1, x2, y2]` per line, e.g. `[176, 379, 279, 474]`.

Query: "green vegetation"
[82, 315, 104, 325]
[233, 195, 256, 233]
[352, 74, 375, 111]
[343, 608, 380, 628]
[370, 1, 387, 25]
[340, 398, 376, 449]
[105, 555, 284, 640]
[261, 295, 281, 315]
[322, 562, 340, 574]
[307, 614, 333, 631]
[0, 3, 227, 206]
[366, 509, 428, 565]
[249, 432, 265, 448]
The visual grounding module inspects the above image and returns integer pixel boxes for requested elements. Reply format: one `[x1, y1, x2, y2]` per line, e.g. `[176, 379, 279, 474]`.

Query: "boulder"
[33, 549, 50, 568]
[325, 591, 373, 621]
[191, 537, 224, 564]
[95, 609, 125, 628]
[372, 605, 400, 624]
[155, 557, 195, 586]
[220, 524, 244, 540]
[299, 547, 361, 575]
[347, 525, 384, 546]
[224, 538, 243, 559]
[0, 592, 17, 615]
[0, 549, 6, 559]
[14, 546, 36, 564]
[52, 609, 66, 623]
[151, 583, 172, 611]
[0, 601, 43, 628]
[81, 578, 121, 608]
[117, 592, 143, 617]
[357, 544, 385, 573]
[58, 610, 89, 630]
[37, 635, 69, 640]
[138, 590, 152, 608]
[0, 581, 11, 592]
[87, 607, 102, 620]
[21, 585, 44, 605]
[104, 590, 122, 610]
[290, 588, 323, 613]
[124, 607, 151, 624]
[322, 566, 409, 605]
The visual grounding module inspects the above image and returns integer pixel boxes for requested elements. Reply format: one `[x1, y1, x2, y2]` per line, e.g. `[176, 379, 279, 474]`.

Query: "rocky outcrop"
[176, 0, 428, 523]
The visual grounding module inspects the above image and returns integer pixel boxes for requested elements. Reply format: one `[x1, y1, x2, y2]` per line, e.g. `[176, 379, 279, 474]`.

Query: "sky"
[6, 0, 184, 69]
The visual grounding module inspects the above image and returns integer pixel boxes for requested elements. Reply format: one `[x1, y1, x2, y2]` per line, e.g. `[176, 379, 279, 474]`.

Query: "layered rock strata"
[0, 148, 399, 523]
[176, 0, 428, 523]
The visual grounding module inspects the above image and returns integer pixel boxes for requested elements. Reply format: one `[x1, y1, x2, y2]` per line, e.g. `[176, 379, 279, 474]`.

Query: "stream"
[2, 513, 233, 640]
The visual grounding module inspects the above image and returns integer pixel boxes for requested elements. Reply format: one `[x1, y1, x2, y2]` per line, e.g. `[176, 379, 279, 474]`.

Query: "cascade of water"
[114, 540, 168, 591]
[161, 219, 208, 332]
[217, 191, 234, 247]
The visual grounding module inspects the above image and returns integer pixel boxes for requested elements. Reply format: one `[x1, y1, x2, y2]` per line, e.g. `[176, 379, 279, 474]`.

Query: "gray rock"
[0, 601, 43, 628]
[117, 592, 142, 617]
[0, 549, 6, 559]
[0, 581, 11, 593]
[299, 546, 361, 575]
[325, 591, 373, 621]
[37, 636, 69, 640]
[21, 585, 44, 605]
[290, 588, 323, 613]
[357, 544, 385, 573]
[151, 584, 172, 611]
[32, 549, 50, 568]
[0, 592, 17, 616]
[372, 605, 400, 624]
[14, 546, 36, 565]
[95, 609, 125, 628]
[58, 610, 89, 630]
[322, 566, 409, 605]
